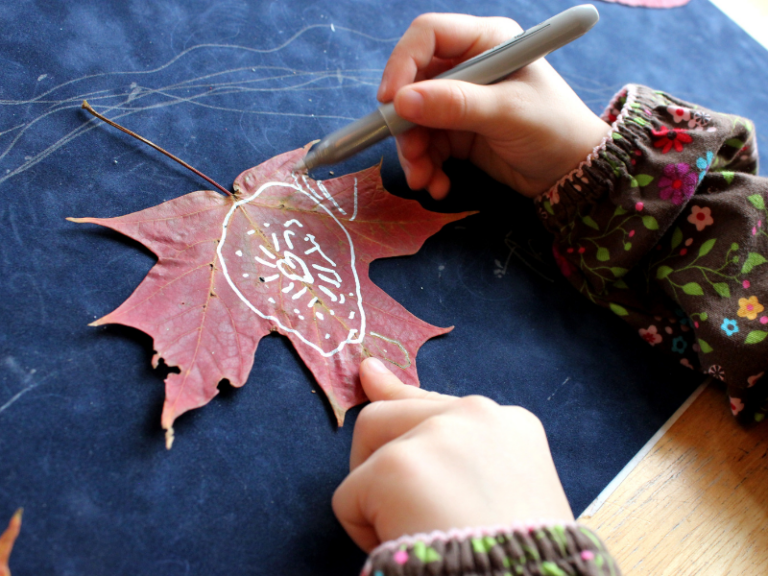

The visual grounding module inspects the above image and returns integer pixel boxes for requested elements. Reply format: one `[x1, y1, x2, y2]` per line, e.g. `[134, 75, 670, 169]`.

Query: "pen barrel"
[435, 4, 598, 86]
[379, 4, 598, 137]
[302, 4, 599, 168]
[306, 110, 392, 168]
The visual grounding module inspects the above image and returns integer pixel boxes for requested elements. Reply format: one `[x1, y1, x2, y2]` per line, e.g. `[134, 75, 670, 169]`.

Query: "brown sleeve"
[535, 84, 768, 421]
[362, 522, 621, 576]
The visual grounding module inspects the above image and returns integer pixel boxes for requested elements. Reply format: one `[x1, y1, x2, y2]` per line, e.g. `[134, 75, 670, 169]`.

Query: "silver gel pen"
[294, 4, 599, 172]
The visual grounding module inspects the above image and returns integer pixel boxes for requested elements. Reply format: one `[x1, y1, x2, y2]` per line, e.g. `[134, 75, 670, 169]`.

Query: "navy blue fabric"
[1, 1, 767, 574]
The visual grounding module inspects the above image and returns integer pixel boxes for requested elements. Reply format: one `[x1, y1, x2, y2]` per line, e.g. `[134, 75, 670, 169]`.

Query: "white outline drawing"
[218, 181, 365, 357]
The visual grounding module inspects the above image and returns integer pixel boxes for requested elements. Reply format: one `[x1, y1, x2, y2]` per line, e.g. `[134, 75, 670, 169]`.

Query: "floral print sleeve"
[362, 522, 620, 576]
[536, 84, 767, 421]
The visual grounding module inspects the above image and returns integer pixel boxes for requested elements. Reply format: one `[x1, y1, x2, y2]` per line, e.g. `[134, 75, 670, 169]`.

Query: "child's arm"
[334, 358, 620, 576]
[538, 84, 767, 420]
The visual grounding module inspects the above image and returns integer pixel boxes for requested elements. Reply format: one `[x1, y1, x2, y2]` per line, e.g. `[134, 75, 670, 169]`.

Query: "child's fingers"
[395, 129, 430, 161]
[349, 399, 454, 471]
[426, 169, 451, 200]
[360, 358, 450, 402]
[377, 14, 521, 102]
[394, 79, 510, 135]
[331, 475, 381, 552]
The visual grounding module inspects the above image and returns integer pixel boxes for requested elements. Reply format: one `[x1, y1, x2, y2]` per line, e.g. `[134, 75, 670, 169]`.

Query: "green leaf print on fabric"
[741, 252, 767, 275]
[745, 331, 768, 345]
[541, 562, 567, 576]
[636, 174, 654, 187]
[682, 282, 704, 295]
[596, 247, 610, 261]
[671, 227, 683, 250]
[698, 339, 713, 353]
[642, 215, 659, 230]
[412, 541, 441, 563]
[609, 303, 629, 316]
[471, 536, 497, 555]
[653, 240, 744, 299]
[698, 238, 716, 257]
[721, 171, 735, 184]
[656, 265, 674, 279]
[713, 282, 731, 298]
[748, 194, 765, 210]
[725, 138, 745, 148]
[581, 215, 600, 230]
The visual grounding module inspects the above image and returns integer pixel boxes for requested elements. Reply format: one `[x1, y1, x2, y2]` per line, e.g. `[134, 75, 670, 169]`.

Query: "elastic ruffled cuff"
[362, 521, 620, 576]
[536, 84, 655, 228]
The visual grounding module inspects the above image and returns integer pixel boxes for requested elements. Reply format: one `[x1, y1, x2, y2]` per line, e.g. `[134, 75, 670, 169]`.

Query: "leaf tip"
[333, 405, 347, 427]
[0, 509, 22, 576]
[165, 427, 175, 450]
[88, 316, 109, 327]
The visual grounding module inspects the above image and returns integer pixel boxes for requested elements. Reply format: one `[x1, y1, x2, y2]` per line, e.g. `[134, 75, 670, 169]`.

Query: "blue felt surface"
[1, 1, 767, 574]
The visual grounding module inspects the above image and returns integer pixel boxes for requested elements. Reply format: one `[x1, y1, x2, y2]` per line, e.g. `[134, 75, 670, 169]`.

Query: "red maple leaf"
[69, 145, 472, 447]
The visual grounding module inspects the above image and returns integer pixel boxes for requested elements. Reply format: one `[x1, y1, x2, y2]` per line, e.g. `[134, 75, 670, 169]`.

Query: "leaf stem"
[81, 100, 232, 196]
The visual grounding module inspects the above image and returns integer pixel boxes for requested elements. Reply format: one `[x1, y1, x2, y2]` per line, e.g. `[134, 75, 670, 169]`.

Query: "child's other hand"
[332, 358, 573, 553]
[378, 13, 610, 200]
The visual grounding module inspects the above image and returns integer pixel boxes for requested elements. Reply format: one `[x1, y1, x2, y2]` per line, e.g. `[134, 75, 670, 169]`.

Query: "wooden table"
[579, 382, 768, 575]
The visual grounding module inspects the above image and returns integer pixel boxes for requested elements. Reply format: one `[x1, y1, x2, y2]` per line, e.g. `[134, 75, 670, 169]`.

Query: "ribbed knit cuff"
[535, 83, 654, 230]
[361, 522, 621, 576]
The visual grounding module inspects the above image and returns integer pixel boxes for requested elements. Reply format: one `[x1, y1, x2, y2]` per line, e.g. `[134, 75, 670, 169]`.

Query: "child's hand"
[332, 358, 573, 553]
[378, 13, 611, 200]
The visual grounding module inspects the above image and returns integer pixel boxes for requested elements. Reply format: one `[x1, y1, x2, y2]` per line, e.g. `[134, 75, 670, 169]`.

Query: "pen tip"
[292, 158, 307, 173]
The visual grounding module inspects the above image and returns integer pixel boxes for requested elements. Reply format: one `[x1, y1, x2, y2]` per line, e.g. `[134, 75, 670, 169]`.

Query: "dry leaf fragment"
[0, 509, 22, 576]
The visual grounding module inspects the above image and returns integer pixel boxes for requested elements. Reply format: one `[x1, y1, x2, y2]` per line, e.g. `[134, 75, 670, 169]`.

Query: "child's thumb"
[393, 79, 506, 134]
[359, 358, 449, 403]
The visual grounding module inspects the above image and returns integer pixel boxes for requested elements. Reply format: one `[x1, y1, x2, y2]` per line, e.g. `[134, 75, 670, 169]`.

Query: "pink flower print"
[552, 246, 573, 278]
[748, 372, 764, 388]
[581, 550, 595, 561]
[667, 106, 711, 130]
[761, 317, 768, 325]
[730, 396, 745, 416]
[394, 550, 409, 565]
[658, 163, 697, 205]
[639, 325, 662, 346]
[738, 296, 764, 320]
[628, 230, 635, 237]
[652, 126, 693, 154]
[635, 201, 644, 211]
[687, 206, 713, 231]
[743, 280, 751, 289]
[668, 105, 691, 125]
